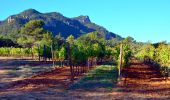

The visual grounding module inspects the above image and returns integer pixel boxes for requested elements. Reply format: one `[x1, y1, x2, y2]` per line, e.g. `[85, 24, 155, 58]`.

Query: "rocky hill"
[0, 9, 122, 41]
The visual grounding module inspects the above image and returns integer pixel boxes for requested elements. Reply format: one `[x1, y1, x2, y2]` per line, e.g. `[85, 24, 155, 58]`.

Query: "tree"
[17, 20, 50, 48]
[17, 20, 53, 60]
[125, 36, 135, 43]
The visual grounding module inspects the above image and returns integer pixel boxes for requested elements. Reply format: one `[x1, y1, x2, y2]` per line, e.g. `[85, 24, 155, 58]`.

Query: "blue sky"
[1, 0, 170, 43]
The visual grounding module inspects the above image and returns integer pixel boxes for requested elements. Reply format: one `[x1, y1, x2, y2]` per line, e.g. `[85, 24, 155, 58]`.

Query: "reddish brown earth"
[0, 60, 169, 100]
[0, 66, 88, 100]
[110, 61, 170, 99]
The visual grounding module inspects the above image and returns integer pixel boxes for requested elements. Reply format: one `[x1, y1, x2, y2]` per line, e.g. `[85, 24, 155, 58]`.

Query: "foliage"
[0, 47, 38, 57]
[117, 37, 133, 67]
[154, 43, 170, 66]
[135, 42, 170, 66]
[17, 20, 52, 48]
[135, 43, 155, 60]
[123, 43, 132, 66]
[59, 47, 66, 59]
[66, 35, 74, 46]
[135, 42, 170, 76]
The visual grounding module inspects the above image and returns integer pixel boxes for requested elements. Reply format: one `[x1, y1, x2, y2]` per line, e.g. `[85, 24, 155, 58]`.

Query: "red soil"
[0, 60, 169, 99]
[109, 61, 170, 99]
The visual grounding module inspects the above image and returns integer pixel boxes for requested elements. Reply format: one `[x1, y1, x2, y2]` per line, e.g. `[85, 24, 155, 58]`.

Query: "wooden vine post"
[118, 44, 123, 79]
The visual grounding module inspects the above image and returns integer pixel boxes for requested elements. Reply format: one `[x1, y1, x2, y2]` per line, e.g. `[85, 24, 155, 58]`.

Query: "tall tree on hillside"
[17, 20, 52, 48]
[17, 20, 53, 59]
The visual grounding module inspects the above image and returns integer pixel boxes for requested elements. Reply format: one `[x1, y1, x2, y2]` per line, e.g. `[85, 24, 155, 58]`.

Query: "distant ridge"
[0, 9, 122, 41]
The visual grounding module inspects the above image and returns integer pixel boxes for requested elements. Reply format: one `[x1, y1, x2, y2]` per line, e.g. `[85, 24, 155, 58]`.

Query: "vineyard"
[135, 42, 170, 77]
[0, 20, 169, 99]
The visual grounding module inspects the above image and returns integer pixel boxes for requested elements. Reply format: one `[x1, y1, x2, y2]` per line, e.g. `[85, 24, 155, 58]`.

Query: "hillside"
[0, 9, 122, 41]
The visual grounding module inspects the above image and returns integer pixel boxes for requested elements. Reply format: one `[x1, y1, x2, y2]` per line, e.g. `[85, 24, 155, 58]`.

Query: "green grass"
[69, 65, 118, 91]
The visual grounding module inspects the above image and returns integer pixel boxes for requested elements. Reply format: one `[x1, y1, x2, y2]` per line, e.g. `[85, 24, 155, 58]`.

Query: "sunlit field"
[0, 0, 170, 99]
